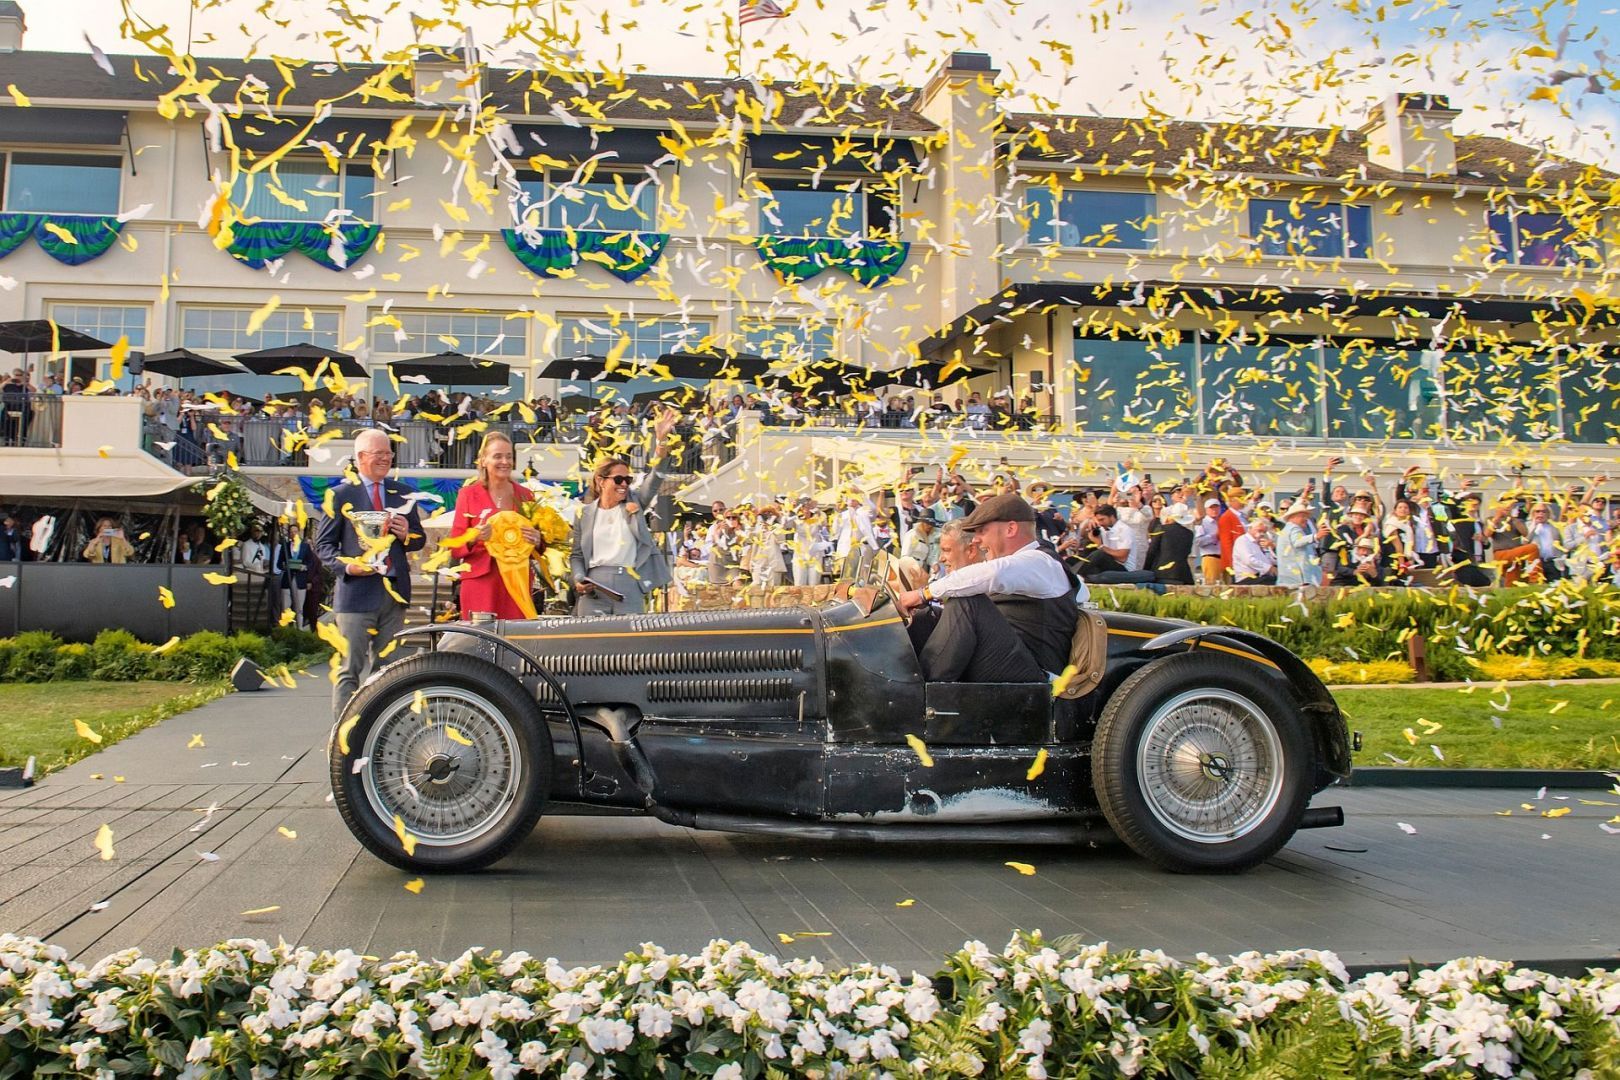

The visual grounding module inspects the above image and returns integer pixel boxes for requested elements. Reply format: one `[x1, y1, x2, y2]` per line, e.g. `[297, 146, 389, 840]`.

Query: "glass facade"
[373, 312, 527, 357]
[553, 316, 712, 360]
[756, 176, 894, 238]
[1072, 338, 1196, 433]
[1248, 198, 1371, 258]
[512, 170, 657, 231]
[741, 321, 838, 364]
[1486, 210, 1598, 267]
[238, 161, 376, 224]
[181, 307, 341, 352]
[1073, 330, 1602, 443]
[4, 153, 122, 215]
[1023, 187, 1157, 249]
[47, 304, 147, 349]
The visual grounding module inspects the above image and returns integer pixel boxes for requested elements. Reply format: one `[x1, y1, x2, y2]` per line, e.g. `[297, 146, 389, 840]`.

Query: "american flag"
[739, 0, 787, 25]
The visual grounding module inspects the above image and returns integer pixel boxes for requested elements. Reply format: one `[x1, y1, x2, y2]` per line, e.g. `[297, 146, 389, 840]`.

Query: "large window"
[554, 316, 711, 360]
[1248, 198, 1371, 259]
[1444, 348, 1559, 442]
[1323, 344, 1442, 441]
[1486, 210, 1599, 268]
[511, 170, 657, 231]
[1560, 351, 1620, 444]
[46, 304, 147, 350]
[1072, 338, 1196, 433]
[755, 176, 895, 238]
[237, 160, 376, 224]
[1202, 341, 1322, 436]
[741, 321, 838, 365]
[2, 153, 122, 215]
[181, 307, 341, 352]
[372, 312, 526, 357]
[1024, 187, 1157, 249]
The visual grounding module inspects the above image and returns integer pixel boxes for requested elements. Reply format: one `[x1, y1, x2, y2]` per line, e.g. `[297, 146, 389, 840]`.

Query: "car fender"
[1137, 625, 1351, 788]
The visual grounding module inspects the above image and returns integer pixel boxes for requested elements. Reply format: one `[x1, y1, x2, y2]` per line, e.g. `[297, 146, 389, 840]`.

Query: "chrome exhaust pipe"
[1299, 806, 1344, 829]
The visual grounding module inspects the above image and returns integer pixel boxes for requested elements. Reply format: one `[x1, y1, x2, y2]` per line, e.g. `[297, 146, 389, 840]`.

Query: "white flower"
[635, 1002, 674, 1038]
[713, 1065, 743, 1080]
[580, 1015, 633, 1054]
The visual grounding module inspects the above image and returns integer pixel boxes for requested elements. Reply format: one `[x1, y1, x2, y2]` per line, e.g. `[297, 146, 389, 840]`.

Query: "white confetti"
[195, 850, 220, 862]
[350, 756, 371, 774]
[1397, 822, 1418, 835]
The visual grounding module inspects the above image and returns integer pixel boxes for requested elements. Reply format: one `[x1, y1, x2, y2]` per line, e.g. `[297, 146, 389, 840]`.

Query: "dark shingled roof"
[0, 48, 1604, 185]
[0, 0, 24, 19]
[0, 49, 938, 132]
[1005, 112, 1613, 188]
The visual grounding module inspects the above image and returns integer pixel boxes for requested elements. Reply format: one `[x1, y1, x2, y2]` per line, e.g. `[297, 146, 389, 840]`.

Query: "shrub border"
[1, 932, 1615, 1078]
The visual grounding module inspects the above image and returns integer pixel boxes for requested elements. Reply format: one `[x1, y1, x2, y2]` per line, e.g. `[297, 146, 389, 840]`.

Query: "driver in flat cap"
[894, 493, 1083, 683]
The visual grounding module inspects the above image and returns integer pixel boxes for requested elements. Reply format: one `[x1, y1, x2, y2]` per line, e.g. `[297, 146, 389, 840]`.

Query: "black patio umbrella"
[762, 358, 872, 395]
[143, 348, 246, 379]
[387, 351, 512, 386]
[233, 342, 367, 379]
[630, 386, 706, 409]
[535, 355, 641, 383]
[0, 319, 111, 354]
[658, 351, 770, 381]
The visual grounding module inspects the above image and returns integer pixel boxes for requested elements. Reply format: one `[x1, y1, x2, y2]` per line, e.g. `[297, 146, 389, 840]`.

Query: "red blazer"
[449, 481, 532, 583]
[1217, 507, 1246, 571]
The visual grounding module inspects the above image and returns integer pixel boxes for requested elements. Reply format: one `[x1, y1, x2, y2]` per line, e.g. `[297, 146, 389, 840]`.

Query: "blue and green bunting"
[224, 221, 380, 271]
[502, 229, 669, 283]
[0, 213, 123, 266]
[752, 236, 910, 286]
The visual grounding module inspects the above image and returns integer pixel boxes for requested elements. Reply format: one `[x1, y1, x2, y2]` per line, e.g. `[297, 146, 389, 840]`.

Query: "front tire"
[330, 652, 551, 873]
[1092, 650, 1313, 873]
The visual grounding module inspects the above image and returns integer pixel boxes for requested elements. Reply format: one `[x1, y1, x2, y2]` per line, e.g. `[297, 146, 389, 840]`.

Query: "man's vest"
[988, 593, 1079, 675]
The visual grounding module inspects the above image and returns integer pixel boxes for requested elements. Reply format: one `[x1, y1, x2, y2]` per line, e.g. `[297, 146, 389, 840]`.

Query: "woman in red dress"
[450, 431, 543, 618]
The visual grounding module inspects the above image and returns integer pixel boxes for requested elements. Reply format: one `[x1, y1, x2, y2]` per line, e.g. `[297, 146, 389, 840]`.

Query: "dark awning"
[0, 106, 127, 146]
[0, 320, 111, 354]
[501, 125, 672, 166]
[534, 355, 642, 382]
[218, 115, 399, 157]
[749, 133, 921, 174]
[388, 352, 511, 386]
[143, 349, 246, 379]
[914, 281, 1620, 358]
[658, 351, 770, 380]
[233, 342, 367, 379]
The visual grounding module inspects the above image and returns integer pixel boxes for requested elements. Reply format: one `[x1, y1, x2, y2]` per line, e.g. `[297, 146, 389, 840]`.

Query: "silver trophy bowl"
[350, 509, 392, 570]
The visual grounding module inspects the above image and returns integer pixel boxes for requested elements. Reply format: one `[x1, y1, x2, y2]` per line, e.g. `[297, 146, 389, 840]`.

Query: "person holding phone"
[571, 407, 680, 616]
[83, 517, 134, 564]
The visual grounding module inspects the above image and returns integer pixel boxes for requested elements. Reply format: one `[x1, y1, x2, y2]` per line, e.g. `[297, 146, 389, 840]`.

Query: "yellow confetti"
[904, 733, 933, 767]
[896, 898, 916, 907]
[96, 444, 113, 458]
[245, 295, 282, 336]
[445, 726, 473, 746]
[152, 636, 180, 653]
[93, 823, 115, 861]
[158, 586, 175, 609]
[1004, 861, 1037, 876]
[404, 878, 425, 894]
[277, 826, 298, 840]
[240, 906, 281, 916]
[1026, 749, 1048, 781]
[1549, 701, 1568, 714]
[187, 733, 204, 749]
[393, 814, 419, 856]
[336, 714, 360, 755]
[203, 572, 238, 586]
[1543, 807, 1572, 818]
[7, 83, 30, 106]
[74, 719, 103, 744]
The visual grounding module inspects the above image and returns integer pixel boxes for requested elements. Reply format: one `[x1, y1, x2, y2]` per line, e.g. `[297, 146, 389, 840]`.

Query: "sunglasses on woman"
[607, 476, 631, 485]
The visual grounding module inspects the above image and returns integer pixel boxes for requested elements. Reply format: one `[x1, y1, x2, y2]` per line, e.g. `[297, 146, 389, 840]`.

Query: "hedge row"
[0, 628, 330, 684]
[1, 933, 1614, 1078]
[1095, 580, 1620, 682]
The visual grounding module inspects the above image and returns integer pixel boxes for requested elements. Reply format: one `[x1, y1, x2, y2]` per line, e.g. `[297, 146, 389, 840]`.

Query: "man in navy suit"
[315, 428, 426, 717]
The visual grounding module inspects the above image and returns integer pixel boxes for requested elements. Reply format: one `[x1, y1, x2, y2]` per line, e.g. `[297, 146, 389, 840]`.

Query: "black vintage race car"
[330, 556, 1352, 874]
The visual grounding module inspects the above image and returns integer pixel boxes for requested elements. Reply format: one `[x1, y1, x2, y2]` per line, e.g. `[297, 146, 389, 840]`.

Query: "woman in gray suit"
[571, 407, 680, 615]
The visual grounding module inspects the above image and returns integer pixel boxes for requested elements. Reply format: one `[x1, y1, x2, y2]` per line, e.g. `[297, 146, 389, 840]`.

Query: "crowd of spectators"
[670, 456, 1620, 593]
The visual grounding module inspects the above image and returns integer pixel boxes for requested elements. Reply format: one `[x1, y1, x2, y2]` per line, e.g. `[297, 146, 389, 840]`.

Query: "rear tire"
[330, 651, 551, 873]
[1091, 650, 1313, 873]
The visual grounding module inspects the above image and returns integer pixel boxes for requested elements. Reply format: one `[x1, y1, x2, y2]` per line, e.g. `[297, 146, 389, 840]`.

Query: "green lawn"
[0, 681, 229, 775]
[1338, 682, 1620, 770]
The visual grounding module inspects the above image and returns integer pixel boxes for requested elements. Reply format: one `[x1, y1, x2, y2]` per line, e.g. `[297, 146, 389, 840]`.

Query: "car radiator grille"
[646, 678, 798, 702]
[527, 649, 802, 677]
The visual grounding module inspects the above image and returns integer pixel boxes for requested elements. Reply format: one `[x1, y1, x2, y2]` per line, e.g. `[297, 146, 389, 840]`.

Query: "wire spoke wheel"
[1137, 688, 1283, 843]
[360, 686, 523, 847]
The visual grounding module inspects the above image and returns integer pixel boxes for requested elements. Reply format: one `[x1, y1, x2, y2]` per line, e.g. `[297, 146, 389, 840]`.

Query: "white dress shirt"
[929, 541, 1085, 603]
[1232, 534, 1276, 580]
[591, 509, 635, 569]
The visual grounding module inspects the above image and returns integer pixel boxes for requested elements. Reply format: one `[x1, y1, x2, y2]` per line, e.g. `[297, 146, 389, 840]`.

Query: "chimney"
[0, 1, 26, 52]
[411, 42, 482, 105]
[1361, 92, 1459, 176]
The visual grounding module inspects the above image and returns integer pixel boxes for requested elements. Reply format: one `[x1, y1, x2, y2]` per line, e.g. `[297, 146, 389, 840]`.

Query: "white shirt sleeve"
[928, 543, 1071, 600]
